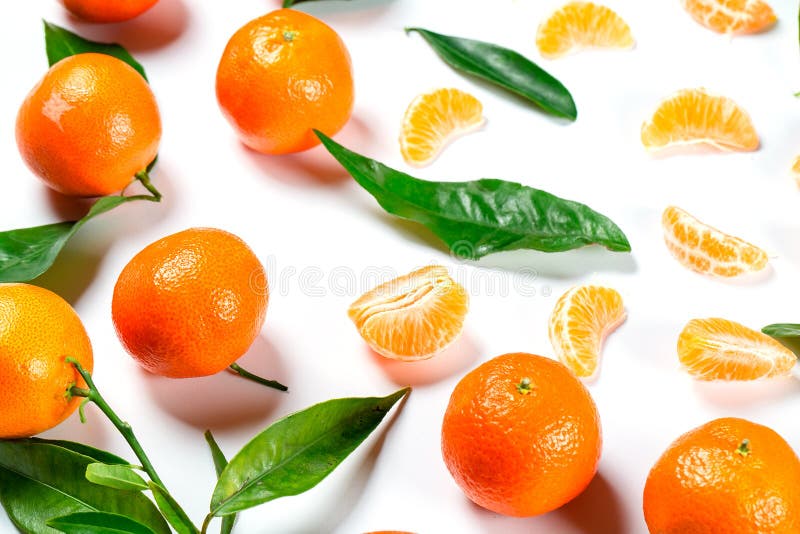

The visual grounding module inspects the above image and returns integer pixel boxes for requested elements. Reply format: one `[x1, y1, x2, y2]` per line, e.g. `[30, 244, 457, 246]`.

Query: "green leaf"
[27, 439, 130, 466]
[0, 440, 169, 534]
[147, 483, 199, 534]
[762, 324, 800, 358]
[406, 27, 576, 120]
[0, 188, 160, 283]
[203, 432, 234, 534]
[43, 21, 147, 81]
[314, 131, 630, 258]
[48, 512, 156, 534]
[86, 463, 148, 492]
[210, 387, 410, 516]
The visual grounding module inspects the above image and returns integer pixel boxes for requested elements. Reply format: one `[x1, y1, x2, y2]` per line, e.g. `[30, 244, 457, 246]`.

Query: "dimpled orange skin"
[61, 0, 160, 23]
[16, 53, 161, 197]
[216, 9, 354, 155]
[644, 418, 800, 533]
[0, 284, 93, 438]
[112, 228, 268, 378]
[442, 353, 602, 517]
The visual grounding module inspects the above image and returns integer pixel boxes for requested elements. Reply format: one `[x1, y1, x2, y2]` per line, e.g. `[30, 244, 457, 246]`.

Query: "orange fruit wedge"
[662, 206, 768, 278]
[641, 88, 759, 153]
[548, 284, 626, 379]
[792, 155, 800, 187]
[681, 0, 776, 35]
[348, 265, 468, 361]
[678, 318, 796, 380]
[536, 2, 635, 59]
[399, 88, 485, 167]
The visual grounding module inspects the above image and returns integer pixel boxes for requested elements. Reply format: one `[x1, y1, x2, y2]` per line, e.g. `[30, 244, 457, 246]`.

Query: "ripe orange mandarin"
[61, 0, 160, 23]
[0, 283, 93, 439]
[442, 353, 601, 517]
[216, 9, 354, 155]
[112, 228, 268, 378]
[16, 53, 161, 197]
[644, 417, 800, 533]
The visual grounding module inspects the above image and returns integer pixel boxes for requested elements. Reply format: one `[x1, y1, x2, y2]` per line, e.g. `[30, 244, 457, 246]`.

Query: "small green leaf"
[210, 387, 409, 516]
[406, 27, 576, 120]
[147, 482, 199, 534]
[48, 512, 156, 534]
[86, 463, 148, 492]
[203, 432, 235, 534]
[0, 185, 160, 283]
[762, 324, 800, 358]
[0, 439, 169, 534]
[315, 131, 630, 258]
[43, 21, 147, 81]
[27, 439, 130, 466]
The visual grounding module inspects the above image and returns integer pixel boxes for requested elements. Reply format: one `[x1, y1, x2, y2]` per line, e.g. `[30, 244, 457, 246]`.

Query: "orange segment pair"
[662, 206, 768, 278]
[536, 2, 634, 59]
[399, 88, 485, 167]
[641, 88, 759, 153]
[548, 284, 626, 380]
[678, 318, 796, 381]
[348, 266, 468, 361]
[681, 0, 776, 35]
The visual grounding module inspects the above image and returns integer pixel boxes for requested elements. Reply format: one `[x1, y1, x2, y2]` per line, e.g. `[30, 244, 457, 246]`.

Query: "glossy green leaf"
[210, 387, 410, 516]
[203, 432, 235, 534]
[27, 439, 130, 466]
[762, 324, 800, 358]
[0, 440, 169, 534]
[43, 21, 147, 81]
[147, 483, 199, 534]
[315, 132, 630, 258]
[0, 188, 160, 283]
[407, 27, 576, 120]
[86, 463, 148, 492]
[48, 512, 156, 534]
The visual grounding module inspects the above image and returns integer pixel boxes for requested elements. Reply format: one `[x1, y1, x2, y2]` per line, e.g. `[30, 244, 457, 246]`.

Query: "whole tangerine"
[0, 283, 93, 438]
[112, 228, 268, 378]
[644, 417, 800, 533]
[16, 53, 161, 197]
[441, 352, 602, 517]
[61, 0, 160, 23]
[216, 9, 354, 155]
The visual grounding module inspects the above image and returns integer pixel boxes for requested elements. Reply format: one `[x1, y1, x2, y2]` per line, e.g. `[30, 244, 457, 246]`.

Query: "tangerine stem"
[228, 363, 288, 392]
[135, 170, 161, 201]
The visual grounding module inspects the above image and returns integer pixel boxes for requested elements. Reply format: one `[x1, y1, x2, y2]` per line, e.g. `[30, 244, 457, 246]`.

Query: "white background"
[2, 1, 800, 533]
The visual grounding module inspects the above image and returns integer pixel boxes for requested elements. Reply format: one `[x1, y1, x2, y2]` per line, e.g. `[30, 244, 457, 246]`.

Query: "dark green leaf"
[203, 432, 234, 534]
[210, 387, 409, 516]
[406, 27, 576, 120]
[147, 483, 199, 534]
[43, 21, 147, 81]
[0, 191, 159, 283]
[27, 439, 130, 466]
[762, 324, 800, 358]
[48, 512, 156, 534]
[315, 131, 630, 258]
[0, 440, 169, 534]
[86, 463, 148, 492]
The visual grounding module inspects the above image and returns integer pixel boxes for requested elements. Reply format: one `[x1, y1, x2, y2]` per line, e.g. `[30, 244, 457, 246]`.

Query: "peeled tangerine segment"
[681, 0, 776, 35]
[662, 206, 768, 278]
[536, 2, 634, 59]
[548, 285, 626, 379]
[399, 88, 485, 167]
[348, 265, 468, 361]
[641, 88, 759, 152]
[678, 318, 796, 380]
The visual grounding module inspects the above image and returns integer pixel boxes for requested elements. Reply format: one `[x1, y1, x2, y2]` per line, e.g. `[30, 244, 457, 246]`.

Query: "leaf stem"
[134, 170, 162, 201]
[200, 513, 213, 534]
[228, 363, 288, 392]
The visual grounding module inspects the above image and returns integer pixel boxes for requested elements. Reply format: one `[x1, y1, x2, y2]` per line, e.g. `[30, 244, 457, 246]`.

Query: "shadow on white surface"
[143, 335, 289, 429]
[692, 376, 800, 409]
[65, 0, 190, 52]
[39, 402, 112, 452]
[555, 472, 628, 534]
[475, 247, 638, 279]
[241, 114, 375, 186]
[282, 0, 398, 21]
[368, 331, 481, 386]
